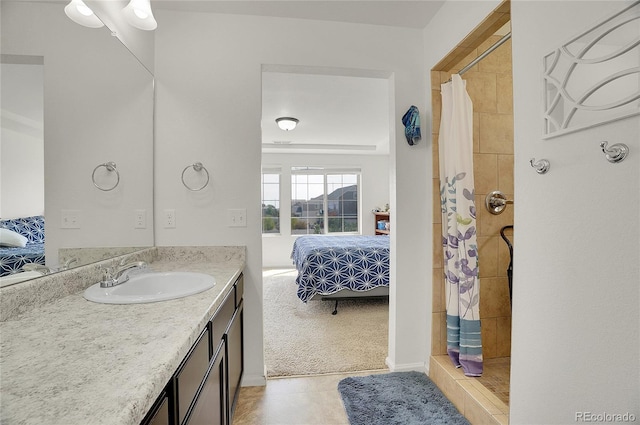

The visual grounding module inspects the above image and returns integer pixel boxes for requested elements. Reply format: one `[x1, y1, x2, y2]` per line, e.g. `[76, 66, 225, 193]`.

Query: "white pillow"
[0, 228, 28, 247]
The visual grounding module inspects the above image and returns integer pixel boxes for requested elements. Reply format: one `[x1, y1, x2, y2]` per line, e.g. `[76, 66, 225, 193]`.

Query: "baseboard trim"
[240, 373, 267, 387]
[385, 357, 429, 374]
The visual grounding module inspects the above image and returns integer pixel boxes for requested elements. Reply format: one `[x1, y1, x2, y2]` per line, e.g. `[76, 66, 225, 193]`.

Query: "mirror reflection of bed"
[0, 216, 46, 285]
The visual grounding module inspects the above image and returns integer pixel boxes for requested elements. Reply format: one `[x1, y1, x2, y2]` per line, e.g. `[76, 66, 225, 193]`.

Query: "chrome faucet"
[100, 261, 147, 288]
[61, 257, 78, 270]
[21, 263, 51, 275]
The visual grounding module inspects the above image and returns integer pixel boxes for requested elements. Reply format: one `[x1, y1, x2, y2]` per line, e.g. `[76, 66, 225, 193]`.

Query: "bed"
[291, 235, 389, 314]
[0, 216, 45, 277]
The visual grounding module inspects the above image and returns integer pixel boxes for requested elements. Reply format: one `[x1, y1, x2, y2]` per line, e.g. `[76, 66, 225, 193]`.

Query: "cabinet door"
[211, 290, 235, 347]
[226, 302, 243, 419]
[185, 342, 226, 425]
[141, 392, 169, 425]
[175, 328, 210, 424]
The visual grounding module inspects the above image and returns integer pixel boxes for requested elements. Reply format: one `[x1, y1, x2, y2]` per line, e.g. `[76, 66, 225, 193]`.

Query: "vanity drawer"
[211, 289, 234, 347]
[175, 327, 210, 425]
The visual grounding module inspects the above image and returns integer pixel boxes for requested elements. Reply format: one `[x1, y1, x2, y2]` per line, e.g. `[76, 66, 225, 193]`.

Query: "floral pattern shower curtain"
[438, 74, 483, 377]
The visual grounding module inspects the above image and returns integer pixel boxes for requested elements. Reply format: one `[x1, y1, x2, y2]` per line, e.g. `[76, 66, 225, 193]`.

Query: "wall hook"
[529, 158, 550, 174]
[600, 141, 628, 163]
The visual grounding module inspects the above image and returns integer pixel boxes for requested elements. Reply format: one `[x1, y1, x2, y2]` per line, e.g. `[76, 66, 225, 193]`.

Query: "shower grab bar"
[485, 190, 513, 215]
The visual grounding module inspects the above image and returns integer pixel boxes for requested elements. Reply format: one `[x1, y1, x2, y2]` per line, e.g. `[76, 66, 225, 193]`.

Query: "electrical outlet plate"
[134, 209, 146, 229]
[164, 209, 176, 228]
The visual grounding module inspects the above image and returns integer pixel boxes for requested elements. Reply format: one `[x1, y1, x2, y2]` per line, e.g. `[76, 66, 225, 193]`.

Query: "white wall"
[261, 152, 391, 268]
[154, 9, 431, 385]
[0, 61, 44, 218]
[1, 2, 154, 266]
[510, 1, 639, 422]
[87, 0, 155, 74]
[424, 1, 639, 422]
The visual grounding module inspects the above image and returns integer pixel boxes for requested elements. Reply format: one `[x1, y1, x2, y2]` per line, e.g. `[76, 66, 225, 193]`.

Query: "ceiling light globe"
[276, 117, 299, 131]
[64, 0, 105, 28]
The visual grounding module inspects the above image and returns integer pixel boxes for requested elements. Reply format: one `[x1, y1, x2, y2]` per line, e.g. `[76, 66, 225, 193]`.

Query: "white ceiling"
[153, 1, 446, 155]
[261, 71, 391, 155]
[154, 1, 446, 29]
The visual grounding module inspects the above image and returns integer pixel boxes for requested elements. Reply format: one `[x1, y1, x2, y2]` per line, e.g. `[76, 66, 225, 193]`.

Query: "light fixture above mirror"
[64, 0, 104, 28]
[276, 117, 299, 131]
[122, 0, 157, 31]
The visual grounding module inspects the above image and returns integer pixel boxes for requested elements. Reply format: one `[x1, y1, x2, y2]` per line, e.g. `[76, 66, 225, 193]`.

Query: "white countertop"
[0, 249, 244, 425]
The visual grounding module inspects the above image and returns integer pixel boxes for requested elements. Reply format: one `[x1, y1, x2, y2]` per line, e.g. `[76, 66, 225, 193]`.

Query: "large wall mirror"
[1, 1, 154, 286]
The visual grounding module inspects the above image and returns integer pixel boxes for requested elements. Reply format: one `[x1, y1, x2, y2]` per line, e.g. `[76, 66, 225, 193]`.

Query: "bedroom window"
[291, 168, 359, 235]
[261, 172, 280, 234]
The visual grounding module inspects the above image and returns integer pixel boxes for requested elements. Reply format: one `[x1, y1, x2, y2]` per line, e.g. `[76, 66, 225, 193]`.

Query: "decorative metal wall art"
[542, 1, 640, 138]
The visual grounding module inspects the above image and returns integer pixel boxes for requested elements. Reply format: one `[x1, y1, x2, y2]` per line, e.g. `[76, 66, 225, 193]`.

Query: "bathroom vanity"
[143, 273, 244, 425]
[0, 246, 246, 425]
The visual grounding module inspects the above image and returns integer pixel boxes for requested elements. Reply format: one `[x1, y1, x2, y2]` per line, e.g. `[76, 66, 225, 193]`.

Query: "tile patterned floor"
[232, 358, 511, 424]
[232, 370, 386, 425]
[476, 357, 511, 405]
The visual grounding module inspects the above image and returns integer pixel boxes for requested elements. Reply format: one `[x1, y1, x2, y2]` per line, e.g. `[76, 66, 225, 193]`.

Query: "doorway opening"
[429, 0, 514, 422]
[260, 65, 393, 379]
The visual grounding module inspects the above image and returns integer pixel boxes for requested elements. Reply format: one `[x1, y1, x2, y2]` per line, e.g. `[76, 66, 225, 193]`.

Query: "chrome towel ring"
[181, 162, 210, 191]
[92, 162, 120, 191]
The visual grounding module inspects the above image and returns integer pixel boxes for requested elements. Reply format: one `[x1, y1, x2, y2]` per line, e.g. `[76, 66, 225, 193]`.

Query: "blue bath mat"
[338, 371, 469, 425]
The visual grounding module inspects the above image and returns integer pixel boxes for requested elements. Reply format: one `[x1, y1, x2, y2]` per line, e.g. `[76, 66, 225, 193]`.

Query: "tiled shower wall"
[431, 35, 514, 359]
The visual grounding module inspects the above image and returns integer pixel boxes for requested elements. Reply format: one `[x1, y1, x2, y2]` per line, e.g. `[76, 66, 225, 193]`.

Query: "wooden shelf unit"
[373, 211, 390, 235]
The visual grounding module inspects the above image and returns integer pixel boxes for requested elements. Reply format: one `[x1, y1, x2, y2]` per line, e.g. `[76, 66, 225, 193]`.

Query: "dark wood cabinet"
[141, 392, 170, 425]
[175, 328, 210, 424]
[226, 301, 243, 418]
[141, 273, 244, 425]
[185, 341, 226, 425]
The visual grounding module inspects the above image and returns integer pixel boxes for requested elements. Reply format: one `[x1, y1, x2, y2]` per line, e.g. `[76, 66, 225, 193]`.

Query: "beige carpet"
[263, 269, 389, 377]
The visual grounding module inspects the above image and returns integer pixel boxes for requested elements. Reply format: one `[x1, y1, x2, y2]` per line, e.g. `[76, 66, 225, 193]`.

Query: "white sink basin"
[84, 271, 216, 304]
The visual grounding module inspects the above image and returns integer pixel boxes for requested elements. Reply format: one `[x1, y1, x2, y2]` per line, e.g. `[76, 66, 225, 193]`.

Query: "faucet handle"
[102, 266, 114, 280]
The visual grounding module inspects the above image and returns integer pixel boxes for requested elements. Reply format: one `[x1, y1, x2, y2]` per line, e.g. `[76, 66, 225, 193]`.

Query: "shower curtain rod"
[450, 32, 512, 79]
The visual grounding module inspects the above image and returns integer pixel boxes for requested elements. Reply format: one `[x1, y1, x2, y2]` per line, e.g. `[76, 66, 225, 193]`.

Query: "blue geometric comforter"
[291, 235, 390, 302]
[0, 243, 45, 277]
[0, 215, 46, 277]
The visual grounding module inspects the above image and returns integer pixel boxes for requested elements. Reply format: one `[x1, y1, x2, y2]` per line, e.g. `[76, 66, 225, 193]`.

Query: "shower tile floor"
[476, 357, 511, 405]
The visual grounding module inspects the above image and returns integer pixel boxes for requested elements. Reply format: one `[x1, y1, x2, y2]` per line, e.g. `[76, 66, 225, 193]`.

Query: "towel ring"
[181, 162, 210, 191]
[92, 162, 120, 191]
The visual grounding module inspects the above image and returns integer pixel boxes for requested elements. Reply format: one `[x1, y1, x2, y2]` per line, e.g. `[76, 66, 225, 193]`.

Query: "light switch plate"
[227, 209, 247, 227]
[61, 210, 81, 229]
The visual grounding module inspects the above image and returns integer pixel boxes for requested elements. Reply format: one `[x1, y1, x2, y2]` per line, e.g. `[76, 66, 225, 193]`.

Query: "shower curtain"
[438, 74, 483, 377]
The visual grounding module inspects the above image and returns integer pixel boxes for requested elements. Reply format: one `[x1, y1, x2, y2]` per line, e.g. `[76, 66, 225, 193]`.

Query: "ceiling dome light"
[123, 0, 157, 31]
[276, 117, 299, 131]
[64, 0, 104, 28]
